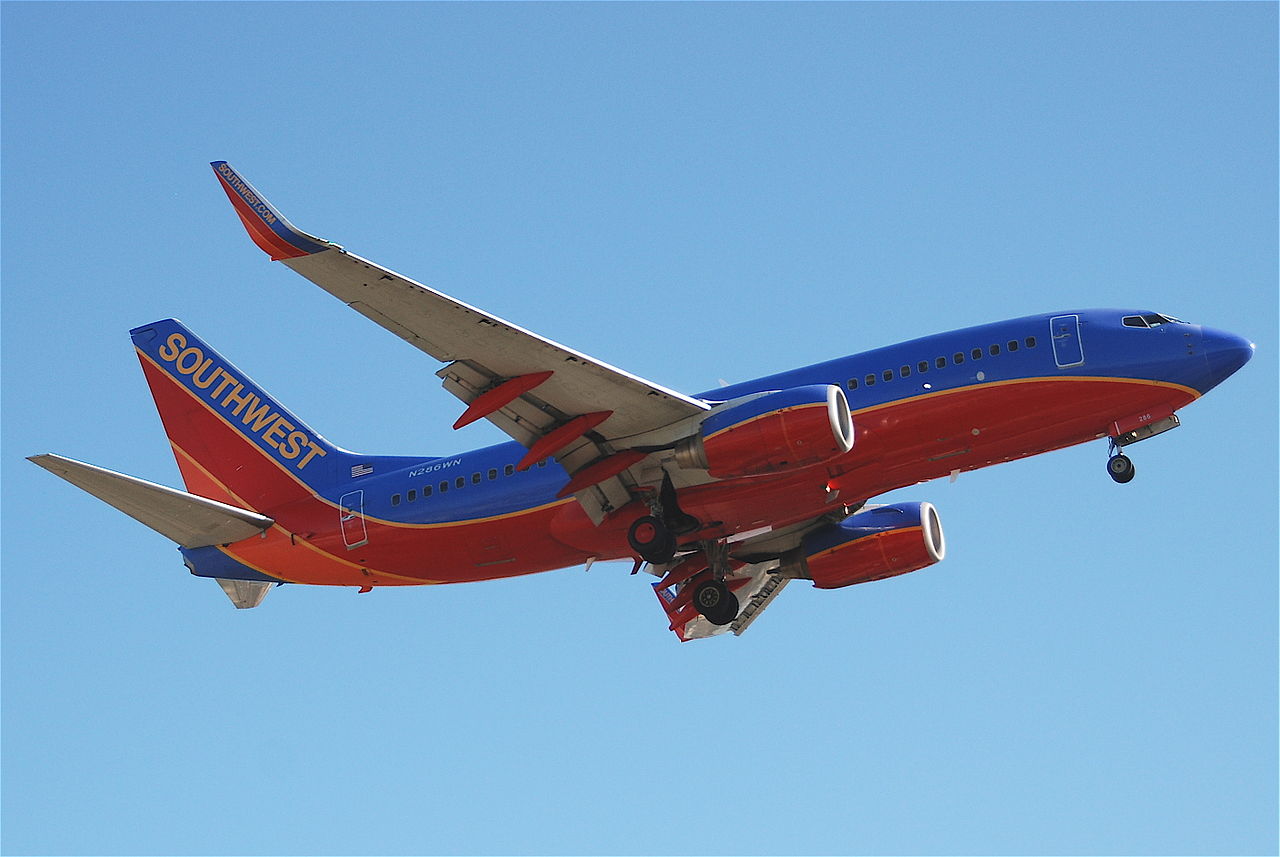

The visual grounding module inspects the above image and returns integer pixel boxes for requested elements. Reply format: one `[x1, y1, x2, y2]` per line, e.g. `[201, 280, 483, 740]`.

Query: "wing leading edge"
[211, 161, 709, 522]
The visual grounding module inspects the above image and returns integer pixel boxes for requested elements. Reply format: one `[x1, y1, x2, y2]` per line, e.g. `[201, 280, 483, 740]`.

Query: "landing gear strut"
[690, 539, 739, 626]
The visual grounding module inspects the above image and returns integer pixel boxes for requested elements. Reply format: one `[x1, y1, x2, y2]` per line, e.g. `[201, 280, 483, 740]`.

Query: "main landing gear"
[1106, 438, 1136, 484]
[692, 578, 738, 626]
[631, 475, 741, 626]
[628, 515, 677, 564]
[627, 473, 699, 564]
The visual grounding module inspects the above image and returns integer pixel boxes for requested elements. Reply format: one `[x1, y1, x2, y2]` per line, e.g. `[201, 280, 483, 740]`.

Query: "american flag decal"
[351, 464, 374, 478]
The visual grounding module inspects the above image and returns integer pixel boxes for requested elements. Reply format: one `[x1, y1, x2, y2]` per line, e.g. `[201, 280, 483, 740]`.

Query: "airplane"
[29, 161, 1255, 641]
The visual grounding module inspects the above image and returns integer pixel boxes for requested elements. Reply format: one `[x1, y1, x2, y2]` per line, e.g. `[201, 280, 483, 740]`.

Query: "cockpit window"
[1123, 313, 1186, 328]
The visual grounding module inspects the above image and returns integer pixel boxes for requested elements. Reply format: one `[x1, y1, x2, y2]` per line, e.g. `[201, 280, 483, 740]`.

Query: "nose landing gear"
[1107, 453, 1136, 484]
[1105, 437, 1136, 484]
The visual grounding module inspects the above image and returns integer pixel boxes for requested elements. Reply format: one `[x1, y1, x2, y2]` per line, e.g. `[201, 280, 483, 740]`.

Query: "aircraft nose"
[1201, 326, 1255, 385]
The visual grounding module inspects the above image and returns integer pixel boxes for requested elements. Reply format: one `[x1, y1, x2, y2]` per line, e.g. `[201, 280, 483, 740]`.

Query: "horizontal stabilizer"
[28, 454, 274, 548]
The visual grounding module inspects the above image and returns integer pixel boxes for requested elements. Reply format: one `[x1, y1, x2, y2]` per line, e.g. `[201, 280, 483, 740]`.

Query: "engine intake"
[781, 502, 945, 589]
[675, 385, 854, 479]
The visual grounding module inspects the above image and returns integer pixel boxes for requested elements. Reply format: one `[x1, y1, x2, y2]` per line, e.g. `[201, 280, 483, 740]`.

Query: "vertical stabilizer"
[130, 319, 346, 511]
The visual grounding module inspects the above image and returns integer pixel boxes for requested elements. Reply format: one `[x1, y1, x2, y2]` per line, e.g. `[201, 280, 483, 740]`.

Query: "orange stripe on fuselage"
[851, 374, 1200, 418]
[138, 349, 589, 585]
[554, 374, 1203, 559]
[138, 347, 572, 529]
[167, 440, 431, 586]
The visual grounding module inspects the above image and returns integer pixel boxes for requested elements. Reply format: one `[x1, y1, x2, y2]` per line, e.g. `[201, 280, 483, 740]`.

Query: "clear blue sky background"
[2, 4, 1275, 855]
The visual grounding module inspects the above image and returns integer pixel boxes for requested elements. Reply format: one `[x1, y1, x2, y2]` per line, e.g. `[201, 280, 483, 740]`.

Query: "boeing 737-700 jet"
[30, 161, 1255, 640]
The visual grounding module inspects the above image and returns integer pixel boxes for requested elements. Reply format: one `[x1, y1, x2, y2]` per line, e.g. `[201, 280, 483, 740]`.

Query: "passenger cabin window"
[1007, 340, 1019, 352]
[472, 472, 481, 485]
[900, 365, 911, 378]
[918, 361, 929, 373]
[989, 344, 1000, 356]
[455, 477, 465, 489]
[504, 464, 515, 476]
[848, 377, 859, 390]
[1025, 336, 1037, 348]
[935, 356, 947, 369]
[439, 481, 448, 493]
[488, 468, 498, 481]
[423, 484, 432, 497]
[953, 352, 965, 364]
[971, 348, 982, 360]
[882, 369, 893, 382]
[408, 489, 417, 502]
[391, 493, 401, 506]
[865, 374, 876, 387]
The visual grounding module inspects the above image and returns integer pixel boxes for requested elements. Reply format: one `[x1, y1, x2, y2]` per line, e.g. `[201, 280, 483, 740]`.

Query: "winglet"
[210, 161, 334, 260]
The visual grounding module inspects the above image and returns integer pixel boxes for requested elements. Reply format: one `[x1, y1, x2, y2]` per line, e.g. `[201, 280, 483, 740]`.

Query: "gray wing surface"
[211, 162, 711, 522]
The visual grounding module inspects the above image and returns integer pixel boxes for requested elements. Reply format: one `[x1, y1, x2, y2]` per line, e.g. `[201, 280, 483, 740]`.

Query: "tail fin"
[130, 318, 349, 512]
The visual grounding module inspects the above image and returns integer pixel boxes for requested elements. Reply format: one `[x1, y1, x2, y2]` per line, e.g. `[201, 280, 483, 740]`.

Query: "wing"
[212, 161, 710, 522]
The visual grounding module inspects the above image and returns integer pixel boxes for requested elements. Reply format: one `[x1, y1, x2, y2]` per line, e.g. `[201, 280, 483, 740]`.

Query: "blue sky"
[2, 3, 1275, 855]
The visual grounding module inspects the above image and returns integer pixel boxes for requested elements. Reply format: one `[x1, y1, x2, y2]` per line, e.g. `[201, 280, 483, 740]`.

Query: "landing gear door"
[1050, 314, 1084, 368]
[339, 490, 368, 549]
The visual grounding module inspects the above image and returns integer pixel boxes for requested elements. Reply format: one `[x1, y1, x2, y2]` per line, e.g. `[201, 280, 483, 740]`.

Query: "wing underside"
[212, 161, 710, 522]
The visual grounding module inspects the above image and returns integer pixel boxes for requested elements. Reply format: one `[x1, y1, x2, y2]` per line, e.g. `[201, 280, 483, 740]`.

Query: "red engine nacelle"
[781, 502, 945, 589]
[675, 384, 854, 479]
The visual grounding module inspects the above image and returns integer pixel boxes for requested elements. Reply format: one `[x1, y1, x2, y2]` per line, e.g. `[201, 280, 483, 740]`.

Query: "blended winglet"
[210, 160, 335, 260]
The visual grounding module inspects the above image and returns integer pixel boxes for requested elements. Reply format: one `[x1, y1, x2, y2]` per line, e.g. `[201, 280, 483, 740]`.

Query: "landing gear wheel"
[628, 515, 677, 564]
[1107, 454, 1136, 484]
[693, 579, 740, 626]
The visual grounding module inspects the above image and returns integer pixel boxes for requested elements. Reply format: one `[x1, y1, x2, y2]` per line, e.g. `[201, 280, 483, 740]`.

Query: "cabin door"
[339, 490, 369, 549]
[1050, 314, 1085, 368]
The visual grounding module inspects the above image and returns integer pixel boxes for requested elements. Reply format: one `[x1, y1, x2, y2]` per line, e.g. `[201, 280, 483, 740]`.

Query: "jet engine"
[780, 502, 945, 589]
[674, 384, 854, 479]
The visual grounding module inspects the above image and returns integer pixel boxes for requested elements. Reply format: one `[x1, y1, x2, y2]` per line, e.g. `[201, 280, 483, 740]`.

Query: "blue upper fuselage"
[708, 309, 1252, 405]
[350, 309, 1253, 524]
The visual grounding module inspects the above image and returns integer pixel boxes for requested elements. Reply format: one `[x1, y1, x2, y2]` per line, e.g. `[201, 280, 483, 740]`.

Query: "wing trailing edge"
[28, 454, 274, 549]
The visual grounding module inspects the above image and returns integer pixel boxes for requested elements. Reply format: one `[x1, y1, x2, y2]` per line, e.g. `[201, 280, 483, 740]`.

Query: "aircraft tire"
[628, 515, 677, 564]
[1107, 454, 1136, 484]
[693, 579, 739, 626]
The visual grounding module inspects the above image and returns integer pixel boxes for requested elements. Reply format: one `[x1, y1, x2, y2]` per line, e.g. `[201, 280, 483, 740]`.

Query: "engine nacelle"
[674, 385, 854, 479]
[781, 502, 945, 589]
